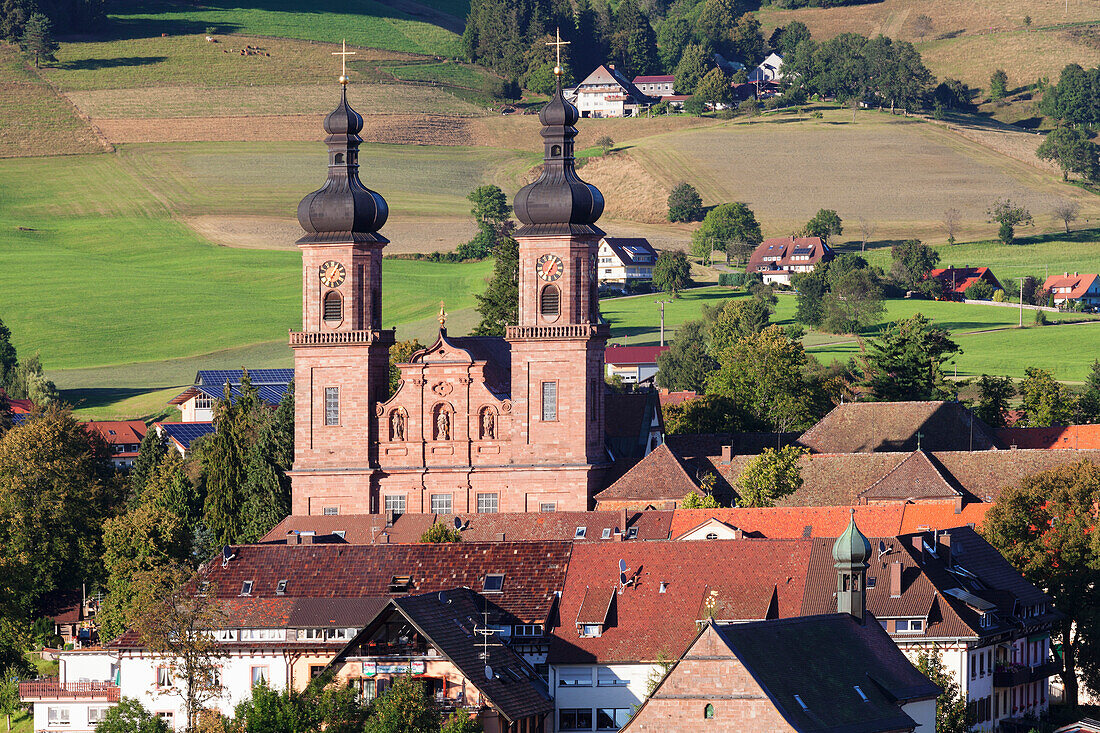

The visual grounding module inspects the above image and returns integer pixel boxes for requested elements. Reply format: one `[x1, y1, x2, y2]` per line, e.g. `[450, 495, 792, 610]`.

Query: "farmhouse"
[747, 52, 784, 93]
[168, 368, 292, 422]
[566, 65, 653, 117]
[1042, 272, 1100, 308]
[746, 236, 833, 285]
[604, 345, 668, 385]
[630, 74, 674, 97]
[83, 420, 147, 470]
[927, 267, 1003, 299]
[597, 236, 657, 290]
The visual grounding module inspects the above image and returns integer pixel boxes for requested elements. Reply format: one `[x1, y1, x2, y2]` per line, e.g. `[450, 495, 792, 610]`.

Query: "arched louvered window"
[540, 285, 560, 317]
[704, 704, 715, 719]
[551, 144, 562, 157]
[323, 291, 343, 324]
[334, 153, 344, 164]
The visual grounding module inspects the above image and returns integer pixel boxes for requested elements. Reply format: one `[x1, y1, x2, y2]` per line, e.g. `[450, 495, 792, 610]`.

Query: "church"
[289, 72, 626, 516]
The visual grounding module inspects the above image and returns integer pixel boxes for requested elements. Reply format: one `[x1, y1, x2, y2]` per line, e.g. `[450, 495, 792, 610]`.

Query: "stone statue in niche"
[435, 408, 450, 441]
[390, 410, 405, 441]
[481, 408, 495, 439]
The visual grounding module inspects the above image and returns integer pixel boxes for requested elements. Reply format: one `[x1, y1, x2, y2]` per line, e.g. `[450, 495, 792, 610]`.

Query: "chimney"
[1065, 272, 1069, 278]
[287, 532, 299, 545]
[911, 534, 924, 561]
[386, 511, 395, 528]
[732, 528, 743, 540]
[301, 533, 313, 545]
[720, 445, 732, 463]
[495, 532, 506, 542]
[620, 508, 628, 539]
[889, 561, 902, 598]
[379, 532, 390, 544]
[938, 533, 952, 566]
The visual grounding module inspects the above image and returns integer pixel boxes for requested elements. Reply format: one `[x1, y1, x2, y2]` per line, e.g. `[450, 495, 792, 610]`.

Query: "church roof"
[797, 401, 1000, 453]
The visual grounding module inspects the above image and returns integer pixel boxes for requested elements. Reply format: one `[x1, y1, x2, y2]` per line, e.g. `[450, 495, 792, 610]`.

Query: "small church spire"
[833, 509, 871, 622]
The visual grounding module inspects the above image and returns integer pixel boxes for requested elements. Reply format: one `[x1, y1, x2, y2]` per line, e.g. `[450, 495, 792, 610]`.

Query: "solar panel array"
[194, 384, 288, 406]
[195, 369, 294, 387]
[159, 422, 216, 449]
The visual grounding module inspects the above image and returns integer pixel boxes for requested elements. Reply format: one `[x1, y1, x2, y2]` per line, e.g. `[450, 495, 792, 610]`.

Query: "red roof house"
[746, 236, 833, 285]
[604, 344, 669, 385]
[1042, 273, 1100, 307]
[997, 424, 1100, 450]
[927, 267, 1002, 298]
[83, 420, 147, 469]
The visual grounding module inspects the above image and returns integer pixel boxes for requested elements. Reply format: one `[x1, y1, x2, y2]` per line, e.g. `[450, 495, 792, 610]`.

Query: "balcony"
[506, 324, 609, 340]
[1029, 660, 1062, 682]
[993, 665, 1030, 688]
[19, 679, 120, 702]
[288, 329, 391, 346]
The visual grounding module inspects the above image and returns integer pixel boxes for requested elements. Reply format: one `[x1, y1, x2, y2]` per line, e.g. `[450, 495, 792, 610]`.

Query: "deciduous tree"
[661, 394, 744, 435]
[822, 267, 884, 334]
[735, 446, 806, 507]
[861, 314, 960, 401]
[987, 198, 1032, 245]
[1037, 126, 1099, 182]
[913, 647, 973, 733]
[656, 17, 690, 72]
[803, 208, 842, 244]
[0, 666, 20, 733]
[1075, 360, 1100, 424]
[420, 523, 462, 543]
[655, 320, 718, 393]
[941, 208, 960, 245]
[690, 202, 762, 265]
[667, 182, 702, 222]
[889, 239, 939, 292]
[652, 250, 691, 297]
[974, 374, 1016, 429]
[1019, 367, 1074, 427]
[673, 43, 710, 96]
[93, 697, 170, 733]
[769, 21, 810, 56]
[695, 66, 732, 106]
[681, 490, 720, 508]
[363, 674, 442, 733]
[1053, 200, 1080, 234]
[982, 460, 1100, 707]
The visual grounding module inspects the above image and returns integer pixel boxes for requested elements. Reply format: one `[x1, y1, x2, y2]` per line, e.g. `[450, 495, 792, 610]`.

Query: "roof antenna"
[473, 603, 497, 661]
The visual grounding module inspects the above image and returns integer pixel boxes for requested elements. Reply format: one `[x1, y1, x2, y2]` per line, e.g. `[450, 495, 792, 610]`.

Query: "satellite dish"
[484, 665, 493, 681]
[438, 591, 447, 604]
[454, 516, 463, 530]
[618, 559, 627, 574]
[222, 545, 235, 561]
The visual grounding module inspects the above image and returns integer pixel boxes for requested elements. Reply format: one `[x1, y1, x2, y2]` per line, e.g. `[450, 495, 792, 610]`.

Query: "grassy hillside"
[601, 288, 1100, 382]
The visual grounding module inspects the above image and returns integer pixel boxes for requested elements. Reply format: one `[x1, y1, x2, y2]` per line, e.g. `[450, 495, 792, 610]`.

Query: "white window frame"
[541, 381, 558, 421]
[47, 706, 71, 726]
[324, 386, 339, 426]
[430, 494, 453, 514]
[384, 494, 406, 516]
[477, 493, 498, 514]
[251, 666, 269, 686]
[558, 668, 594, 687]
[87, 707, 109, 725]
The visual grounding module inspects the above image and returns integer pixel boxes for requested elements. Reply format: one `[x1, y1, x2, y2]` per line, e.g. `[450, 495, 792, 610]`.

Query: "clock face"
[319, 261, 346, 288]
[536, 253, 564, 282]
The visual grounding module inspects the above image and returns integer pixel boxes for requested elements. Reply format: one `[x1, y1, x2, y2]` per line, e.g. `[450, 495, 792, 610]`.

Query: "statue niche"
[389, 409, 406, 441]
[479, 407, 497, 440]
[433, 404, 451, 441]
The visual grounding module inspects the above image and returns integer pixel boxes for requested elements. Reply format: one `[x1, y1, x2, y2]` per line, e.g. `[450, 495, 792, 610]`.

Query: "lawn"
[600, 288, 1100, 382]
[104, 0, 463, 57]
[0, 44, 103, 158]
[386, 60, 496, 89]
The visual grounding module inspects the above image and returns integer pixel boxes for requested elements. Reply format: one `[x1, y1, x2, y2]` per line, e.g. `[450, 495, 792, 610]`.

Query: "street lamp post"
[656, 299, 672, 346]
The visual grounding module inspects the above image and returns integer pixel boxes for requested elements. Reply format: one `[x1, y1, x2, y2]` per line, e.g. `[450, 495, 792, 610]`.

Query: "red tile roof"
[196, 542, 572, 624]
[0, 390, 32, 413]
[928, 267, 1002, 295]
[746, 236, 832, 275]
[604, 345, 668, 366]
[668, 506, 905, 540]
[1042, 273, 1099, 300]
[550, 539, 812, 663]
[596, 443, 700, 504]
[632, 75, 675, 84]
[83, 420, 147, 446]
[997, 425, 1100, 450]
[657, 390, 696, 407]
[898, 501, 992, 534]
[857, 450, 961, 502]
[798, 401, 1000, 453]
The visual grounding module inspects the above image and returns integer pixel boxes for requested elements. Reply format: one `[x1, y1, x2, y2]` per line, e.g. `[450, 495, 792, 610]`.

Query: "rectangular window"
[47, 707, 70, 725]
[302, 628, 324, 640]
[431, 494, 453, 514]
[581, 624, 602, 638]
[251, 666, 269, 686]
[477, 493, 498, 514]
[559, 709, 594, 731]
[597, 668, 628, 686]
[483, 574, 505, 593]
[541, 381, 557, 421]
[157, 712, 174, 724]
[597, 708, 631, 730]
[88, 707, 108, 724]
[540, 502, 557, 513]
[323, 506, 339, 516]
[558, 668, 593, 687]
[324, 387, 339, 426]
[384, 495, 406, 517]
[513, 624, 543, 637]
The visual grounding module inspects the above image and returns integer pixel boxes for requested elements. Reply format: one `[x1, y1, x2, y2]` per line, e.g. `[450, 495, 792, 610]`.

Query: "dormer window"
[389, 575, 413, 593]
[601, 528, 612, 540]
[659, 582, 668, 593]
[580, 624, 602, 638]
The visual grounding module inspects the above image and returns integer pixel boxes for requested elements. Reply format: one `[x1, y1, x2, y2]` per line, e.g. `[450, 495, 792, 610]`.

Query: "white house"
[597, 237, 658, 290]
[566, 65, 653, 118]
[748, 52, 784, 85]
[604, 345, 668, 385]
[168, 369, 292, 422]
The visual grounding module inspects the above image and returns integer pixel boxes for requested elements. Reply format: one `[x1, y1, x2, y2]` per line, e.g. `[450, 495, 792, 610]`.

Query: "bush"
[1035, 310, 1048, 326]
[596, 135, 614, 154]
[763, 96, 785, 110]
[964, 279, 995, 301]
[683, 96, 706, 115]
[715, 108, 736, 119]
[992, 289, 1006, 303]
[667, 182, 703, 223]
[651, 101, 671, 115]
[737, 99, 760, 117]
[420, 522, 462, 543]
[718, 272, 747, 287]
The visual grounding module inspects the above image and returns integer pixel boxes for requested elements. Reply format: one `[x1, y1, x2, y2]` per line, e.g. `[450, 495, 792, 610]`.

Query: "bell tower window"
[540, 285, 560, 317]
[334, 153, 344, 164]
[551, 145, 562, 157]
[323, 291, 343, 324]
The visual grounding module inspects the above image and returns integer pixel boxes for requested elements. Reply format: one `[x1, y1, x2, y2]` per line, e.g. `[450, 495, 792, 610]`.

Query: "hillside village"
[1, 0, 1100, 732]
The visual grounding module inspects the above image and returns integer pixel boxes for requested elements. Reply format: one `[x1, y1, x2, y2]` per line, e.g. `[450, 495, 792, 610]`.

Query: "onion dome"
[513, 79, 604, 236]
[833, 511, 871, 566]
[297, 86, 388, 244]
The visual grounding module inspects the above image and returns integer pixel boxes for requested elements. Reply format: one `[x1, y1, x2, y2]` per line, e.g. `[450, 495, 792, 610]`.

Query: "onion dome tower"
[512, 76, 604, 236]
[833, 510, 872, 621]
[296, 85, 388, 244]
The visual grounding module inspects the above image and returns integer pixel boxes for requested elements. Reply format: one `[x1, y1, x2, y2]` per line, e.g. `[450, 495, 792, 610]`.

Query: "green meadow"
[600, 288, 1100, 383]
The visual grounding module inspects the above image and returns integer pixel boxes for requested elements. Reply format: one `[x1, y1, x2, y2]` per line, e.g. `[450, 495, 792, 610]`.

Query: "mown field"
[601, 288, 1100, 382]
[756, 0, 1100, 90]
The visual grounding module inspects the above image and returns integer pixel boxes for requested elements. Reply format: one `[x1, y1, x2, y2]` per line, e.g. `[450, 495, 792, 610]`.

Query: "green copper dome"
[833, 512, 871, 565]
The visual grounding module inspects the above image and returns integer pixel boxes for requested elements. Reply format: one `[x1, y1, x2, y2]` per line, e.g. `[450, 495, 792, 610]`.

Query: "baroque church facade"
[290, 79, 614, 516]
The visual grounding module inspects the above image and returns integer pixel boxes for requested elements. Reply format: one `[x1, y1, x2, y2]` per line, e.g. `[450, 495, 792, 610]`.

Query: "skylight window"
[575, 527, 587, 539]
[854, 686, 869, 702]
[275, 579, 287, 595]
[794, 695, 808, 711]
[240, 581, 254, 596]
[484, 574, 505, 593]
[601, 528, 612, 540]
[389, 575, 413, 593]
[866, 576, 877, 588]
[626, 527, 638, 539]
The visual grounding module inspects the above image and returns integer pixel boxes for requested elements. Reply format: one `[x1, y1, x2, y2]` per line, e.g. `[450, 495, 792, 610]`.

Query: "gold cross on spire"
[546, 27, 570, 77]
[332, 39, 355, 85]
[438, 301, 447, 329]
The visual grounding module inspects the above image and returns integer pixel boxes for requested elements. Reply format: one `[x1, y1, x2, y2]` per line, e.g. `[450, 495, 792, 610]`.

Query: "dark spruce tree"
[20, 12, 57, 68]
[128, 426, 168, 502]
[472, 235, 519, 337]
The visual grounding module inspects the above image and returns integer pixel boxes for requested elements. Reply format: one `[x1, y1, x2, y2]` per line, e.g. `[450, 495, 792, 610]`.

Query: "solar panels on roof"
[792, 247, 814, 255]
[943, 587, 995, 611]
[193, 383, 288, 406]
[159, 422, 216, 449]
[195, 369, 294, 387]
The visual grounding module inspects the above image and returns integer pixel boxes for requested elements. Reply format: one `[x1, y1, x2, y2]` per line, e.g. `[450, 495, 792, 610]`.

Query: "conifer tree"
[20, 12, 57, 68]
[473, 236, 519, 337]
[201, 380, 250, 546]
[128, 427, 168, 502]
